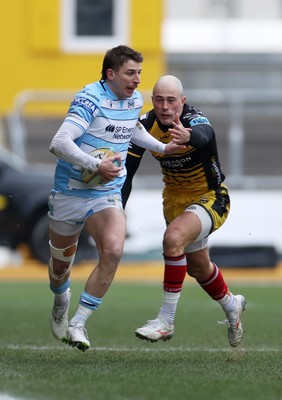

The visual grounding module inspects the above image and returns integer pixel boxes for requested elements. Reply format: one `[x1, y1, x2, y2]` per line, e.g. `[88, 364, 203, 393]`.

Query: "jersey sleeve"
[67, 88, 97, 125]
[131, 122, 166, 153]
[182, 107, 214, 148]
[49, 117, 101, 172]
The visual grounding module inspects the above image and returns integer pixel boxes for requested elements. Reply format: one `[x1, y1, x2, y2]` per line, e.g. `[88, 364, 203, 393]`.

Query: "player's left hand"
[169, 113, 191, 145]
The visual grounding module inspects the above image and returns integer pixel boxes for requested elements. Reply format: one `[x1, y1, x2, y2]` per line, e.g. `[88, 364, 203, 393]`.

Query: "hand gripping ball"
[81, 147, 121, 186]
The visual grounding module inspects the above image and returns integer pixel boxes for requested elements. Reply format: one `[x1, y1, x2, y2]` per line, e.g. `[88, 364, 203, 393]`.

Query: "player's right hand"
[98, 153, 122, 182]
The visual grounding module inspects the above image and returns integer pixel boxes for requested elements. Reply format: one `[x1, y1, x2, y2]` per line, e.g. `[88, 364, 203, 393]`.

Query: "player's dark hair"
[101, 45, 143, 80]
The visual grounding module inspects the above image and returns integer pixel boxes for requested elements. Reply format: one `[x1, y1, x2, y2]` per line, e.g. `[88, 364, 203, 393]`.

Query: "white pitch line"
[0, 396, 25, 400]
[1, 344, 281, 352]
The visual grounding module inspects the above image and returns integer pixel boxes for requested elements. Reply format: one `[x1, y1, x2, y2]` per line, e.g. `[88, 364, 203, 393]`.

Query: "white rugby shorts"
[48, 191, 123, 236]
[184, 204, 211, 253]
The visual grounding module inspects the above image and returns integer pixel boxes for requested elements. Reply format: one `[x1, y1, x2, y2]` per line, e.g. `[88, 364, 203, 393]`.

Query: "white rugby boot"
[219, 294, 246, 347]
[63, 323, 90, 351]
[50, 288, 71, 340]
[135, 316, 174, 342]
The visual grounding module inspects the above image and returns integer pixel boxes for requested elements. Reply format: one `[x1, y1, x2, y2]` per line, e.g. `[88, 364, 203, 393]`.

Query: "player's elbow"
[49, 137, 60, 156]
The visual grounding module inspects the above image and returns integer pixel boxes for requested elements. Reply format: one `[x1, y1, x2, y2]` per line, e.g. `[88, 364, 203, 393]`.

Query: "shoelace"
[217, 319, 230, 328]
[218, 318, 240, 332]
[74, 325, 89, 339]
[145, 319, 159, 327]
[218, 304, 240, 330]
[145, 318, 171, 329]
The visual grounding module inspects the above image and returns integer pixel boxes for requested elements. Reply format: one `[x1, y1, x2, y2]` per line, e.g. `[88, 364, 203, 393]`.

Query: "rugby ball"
[81, 147, 121, 186]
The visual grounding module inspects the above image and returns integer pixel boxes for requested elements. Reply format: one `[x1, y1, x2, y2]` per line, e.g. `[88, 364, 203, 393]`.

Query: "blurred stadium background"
[0, 0, 282, 270]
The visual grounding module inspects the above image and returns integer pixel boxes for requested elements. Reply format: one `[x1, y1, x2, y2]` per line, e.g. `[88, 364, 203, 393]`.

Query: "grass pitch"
[0, 280, 281, 400]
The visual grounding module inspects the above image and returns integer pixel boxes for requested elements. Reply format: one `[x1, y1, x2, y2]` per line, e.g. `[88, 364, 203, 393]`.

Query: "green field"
[0, 280, 281, 400]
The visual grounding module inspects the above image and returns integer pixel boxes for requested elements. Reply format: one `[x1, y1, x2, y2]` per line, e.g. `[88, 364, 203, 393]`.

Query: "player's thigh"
[164, 211, 202, 248]
[86, 207, 126, 251]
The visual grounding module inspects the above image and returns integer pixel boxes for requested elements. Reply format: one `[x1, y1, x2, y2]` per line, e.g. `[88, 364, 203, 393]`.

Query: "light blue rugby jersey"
[53, 80, 143, 198]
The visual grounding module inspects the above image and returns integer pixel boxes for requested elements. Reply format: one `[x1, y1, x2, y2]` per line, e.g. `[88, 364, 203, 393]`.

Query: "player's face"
[152, 88, 186, 126]
[106, 60, 142, 99]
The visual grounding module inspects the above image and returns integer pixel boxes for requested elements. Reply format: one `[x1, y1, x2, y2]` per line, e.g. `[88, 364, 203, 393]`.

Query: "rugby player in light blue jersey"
[48, 45, 184, 351]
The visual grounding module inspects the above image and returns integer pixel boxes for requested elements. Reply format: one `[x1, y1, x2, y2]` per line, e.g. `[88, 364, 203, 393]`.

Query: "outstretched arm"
[132, 122, 185, 154]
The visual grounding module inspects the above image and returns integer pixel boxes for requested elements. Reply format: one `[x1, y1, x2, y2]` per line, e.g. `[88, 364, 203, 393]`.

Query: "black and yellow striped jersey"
[122, 103, 225, 206]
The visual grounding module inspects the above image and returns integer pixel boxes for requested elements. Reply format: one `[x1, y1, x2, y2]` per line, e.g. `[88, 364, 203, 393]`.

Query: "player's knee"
[100, 241, 123, 264]
[48, 241, 77, 280]
[163, 230, 185, 255]
[163, 229, 176, 247]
